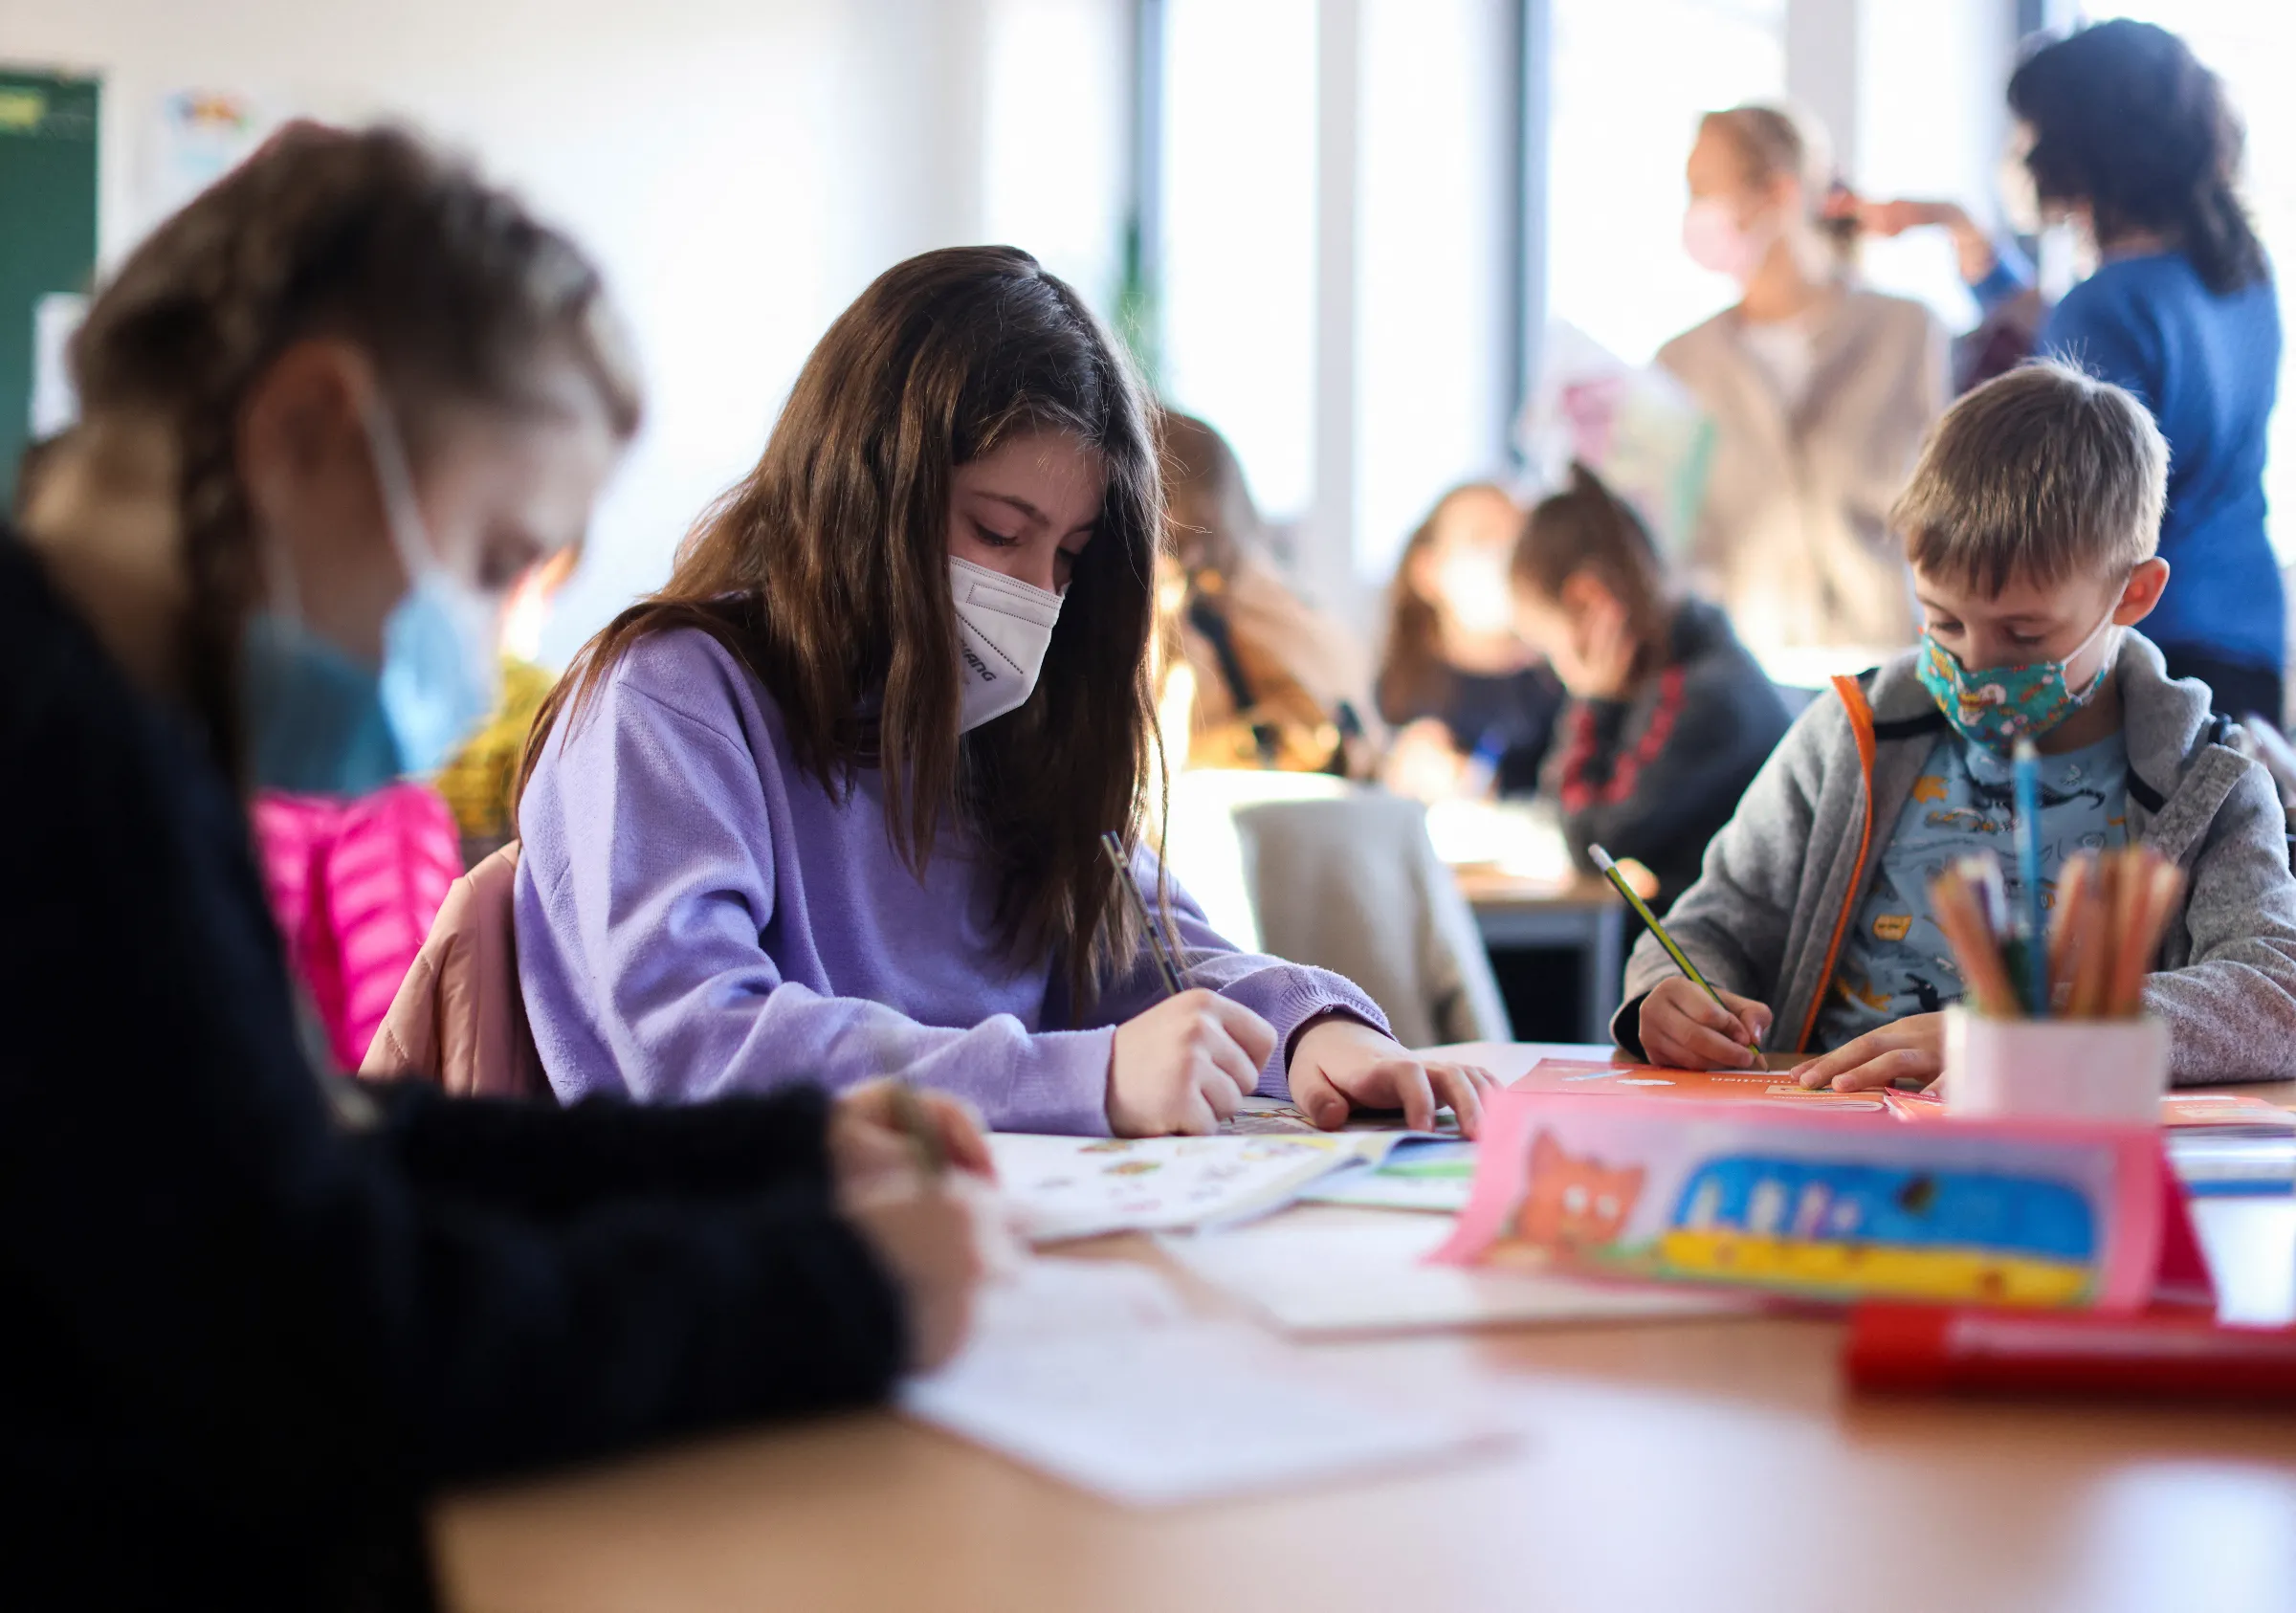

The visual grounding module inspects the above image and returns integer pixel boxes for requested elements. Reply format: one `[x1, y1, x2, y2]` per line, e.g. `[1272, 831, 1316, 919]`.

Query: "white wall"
[0, 0, 1130, 660]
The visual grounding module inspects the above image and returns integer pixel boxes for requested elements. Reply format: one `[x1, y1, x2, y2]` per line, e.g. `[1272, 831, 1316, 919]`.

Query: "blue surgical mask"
[241, 393, 501, 792]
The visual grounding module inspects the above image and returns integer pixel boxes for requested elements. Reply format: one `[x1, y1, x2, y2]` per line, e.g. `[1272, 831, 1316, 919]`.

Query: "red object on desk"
[1849, 1304, 2296, 1403]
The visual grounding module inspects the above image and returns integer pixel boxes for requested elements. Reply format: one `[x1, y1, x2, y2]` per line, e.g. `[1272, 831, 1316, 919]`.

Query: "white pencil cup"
[1942, 1006, 2171, 1124]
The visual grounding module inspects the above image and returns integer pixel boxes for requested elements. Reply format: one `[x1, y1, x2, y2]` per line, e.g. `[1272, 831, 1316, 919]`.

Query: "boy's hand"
[1790, 1013, 1946, 1092]
[1639, 978, 1773, 1070]
[1288, 1017, 1496, 1138]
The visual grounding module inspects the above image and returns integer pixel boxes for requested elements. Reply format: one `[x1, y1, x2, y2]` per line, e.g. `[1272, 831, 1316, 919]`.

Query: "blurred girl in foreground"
[1, 123, 992, 1607]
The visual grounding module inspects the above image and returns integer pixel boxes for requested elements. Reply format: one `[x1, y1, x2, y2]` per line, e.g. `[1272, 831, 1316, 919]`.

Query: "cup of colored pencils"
[1932, 847, 2181, 1125]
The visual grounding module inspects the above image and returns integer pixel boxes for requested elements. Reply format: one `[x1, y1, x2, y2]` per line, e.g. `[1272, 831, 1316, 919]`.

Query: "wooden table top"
[434, 1055, 2296, 1613]
[1453, 867, 1622, 910]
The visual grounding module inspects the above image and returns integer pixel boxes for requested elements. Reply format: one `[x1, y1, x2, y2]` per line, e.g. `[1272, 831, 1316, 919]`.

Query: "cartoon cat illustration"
[1514, 1131, 1645, 1249]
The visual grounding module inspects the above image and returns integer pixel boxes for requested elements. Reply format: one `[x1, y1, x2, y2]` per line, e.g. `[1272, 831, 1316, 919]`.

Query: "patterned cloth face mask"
[1915, 608, 2120, 753]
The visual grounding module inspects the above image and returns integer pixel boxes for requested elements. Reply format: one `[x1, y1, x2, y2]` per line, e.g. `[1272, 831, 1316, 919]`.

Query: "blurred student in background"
[1511, 466, 1789, 914]
[433, 538, 580, 863]
[1853, 20, 2282, 722]
[516, 248, 1493, 1139]
[1, 123, 994, 1606]
[1661, 102, 1947, 679]
[1159, 409, 1382, 778]
[1377, 480, 1564, 802]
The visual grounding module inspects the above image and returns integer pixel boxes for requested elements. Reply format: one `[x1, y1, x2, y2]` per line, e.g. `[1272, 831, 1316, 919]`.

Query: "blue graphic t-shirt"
[1814, 731, 2130, 1050]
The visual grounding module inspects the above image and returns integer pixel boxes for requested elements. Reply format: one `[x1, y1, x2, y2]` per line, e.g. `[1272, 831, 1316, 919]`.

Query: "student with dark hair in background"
[1855, 19, 2283, 720]
[1511, 465, 1791, 913]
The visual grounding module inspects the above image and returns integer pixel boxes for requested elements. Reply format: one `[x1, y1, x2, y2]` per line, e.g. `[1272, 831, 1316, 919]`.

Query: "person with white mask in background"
[1658, 101, 1948, 689]
[1376, 480, 1565, 803]
[515, 247, 1496, 1139]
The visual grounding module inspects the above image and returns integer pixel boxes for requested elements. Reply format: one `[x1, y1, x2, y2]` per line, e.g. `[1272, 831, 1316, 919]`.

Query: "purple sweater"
[514, 629, 1388, 1133]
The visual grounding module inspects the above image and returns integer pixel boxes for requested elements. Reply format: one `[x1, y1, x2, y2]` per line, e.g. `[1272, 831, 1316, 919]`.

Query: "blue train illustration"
[1655, 1153, 2099, 1305]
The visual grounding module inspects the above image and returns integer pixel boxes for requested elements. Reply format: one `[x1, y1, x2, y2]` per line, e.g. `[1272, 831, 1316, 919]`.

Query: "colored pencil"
[1928, 867, 2021, 1017]
[1101, 830, 1186, 997]
[2011, 740, 2049, 1016]
[1590, 844, 1765, 1070]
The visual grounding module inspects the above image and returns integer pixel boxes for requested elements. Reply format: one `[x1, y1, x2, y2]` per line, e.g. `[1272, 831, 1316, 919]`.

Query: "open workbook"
[1509, 1056, 2296, 1133]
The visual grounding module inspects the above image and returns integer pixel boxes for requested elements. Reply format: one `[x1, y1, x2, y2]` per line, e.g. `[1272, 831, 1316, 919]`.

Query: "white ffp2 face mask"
[950, 555, 1064, 732]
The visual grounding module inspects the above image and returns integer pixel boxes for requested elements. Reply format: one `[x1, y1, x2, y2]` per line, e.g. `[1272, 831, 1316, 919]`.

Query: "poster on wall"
[31, 291, 87, 438]
[143, 89, 276, 232]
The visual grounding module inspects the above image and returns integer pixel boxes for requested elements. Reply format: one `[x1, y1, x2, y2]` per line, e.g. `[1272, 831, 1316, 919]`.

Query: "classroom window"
[1355, 0, 1517, 581]
[1544, 0, 1787, 366]
[1158, 0, 1320, 521]
[982, 0, 1130, 319]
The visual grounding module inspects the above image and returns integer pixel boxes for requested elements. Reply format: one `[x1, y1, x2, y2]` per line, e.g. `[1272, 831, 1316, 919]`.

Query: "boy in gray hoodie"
[1622, 361, 2296, 1089]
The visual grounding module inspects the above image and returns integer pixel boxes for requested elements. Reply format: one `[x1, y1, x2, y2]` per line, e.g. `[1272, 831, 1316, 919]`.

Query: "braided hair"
[2010, 20, 2268, 297]
[68, 122, 642, 782]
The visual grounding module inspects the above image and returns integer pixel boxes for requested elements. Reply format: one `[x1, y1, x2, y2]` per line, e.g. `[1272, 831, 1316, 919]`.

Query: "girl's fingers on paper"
[1430, 1064, 1486, 1139]
[1286, 1060, 1346, 1131]
[1382, 1060, 1439, 1132]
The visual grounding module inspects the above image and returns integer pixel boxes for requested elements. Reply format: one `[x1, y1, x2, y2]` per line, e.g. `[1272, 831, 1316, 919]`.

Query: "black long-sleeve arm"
[371, 1080, 839, 1219]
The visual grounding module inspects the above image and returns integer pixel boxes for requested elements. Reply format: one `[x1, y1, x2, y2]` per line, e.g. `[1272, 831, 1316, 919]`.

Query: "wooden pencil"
[2070, 853, 2118, 1018]
[2106, 850, 2152, 1018]
[2047, 854, 2092, 1014]
[1930, 868, 2020, 1017]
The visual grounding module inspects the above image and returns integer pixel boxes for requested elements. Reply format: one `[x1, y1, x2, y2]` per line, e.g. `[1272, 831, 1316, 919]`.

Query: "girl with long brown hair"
[515, 247, 1491, 1137]
[3, 124, 994, 1605]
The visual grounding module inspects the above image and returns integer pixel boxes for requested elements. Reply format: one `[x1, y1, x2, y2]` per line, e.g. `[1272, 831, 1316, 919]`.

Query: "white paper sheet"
[1161, 1217, 1761, 1337]
[901, 1256, 1510, 1505]
[988, 1131, 1390, 1242]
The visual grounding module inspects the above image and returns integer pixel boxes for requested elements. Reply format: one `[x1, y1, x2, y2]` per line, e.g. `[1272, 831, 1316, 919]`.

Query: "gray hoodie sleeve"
[2145, 758, 2296, 1085]
[1612, 696, 1840, 1055]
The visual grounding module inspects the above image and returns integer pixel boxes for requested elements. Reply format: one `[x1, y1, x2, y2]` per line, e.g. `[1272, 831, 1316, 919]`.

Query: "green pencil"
[1590, 845, 1766, 1071]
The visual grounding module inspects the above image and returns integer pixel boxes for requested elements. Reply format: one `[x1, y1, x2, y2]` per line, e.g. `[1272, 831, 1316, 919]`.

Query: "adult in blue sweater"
[1858, 20, 2282, 721]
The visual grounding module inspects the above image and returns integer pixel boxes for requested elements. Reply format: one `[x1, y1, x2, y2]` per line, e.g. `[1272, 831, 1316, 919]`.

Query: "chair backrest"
[1227, 792, 1512, 1049]
[360, 842, 549, 1099]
